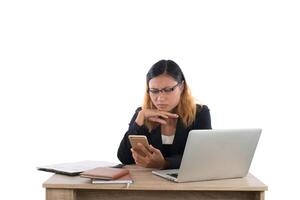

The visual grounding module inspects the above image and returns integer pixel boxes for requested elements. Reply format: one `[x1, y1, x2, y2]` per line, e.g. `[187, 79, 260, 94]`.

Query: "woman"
[117, 60, 212, 169]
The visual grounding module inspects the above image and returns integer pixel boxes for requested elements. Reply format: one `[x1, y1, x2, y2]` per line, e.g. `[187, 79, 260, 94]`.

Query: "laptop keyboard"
[167, 173, 178, 178]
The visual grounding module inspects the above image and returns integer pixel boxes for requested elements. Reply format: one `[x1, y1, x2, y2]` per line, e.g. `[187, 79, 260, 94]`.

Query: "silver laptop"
[152, 129, 261, 182]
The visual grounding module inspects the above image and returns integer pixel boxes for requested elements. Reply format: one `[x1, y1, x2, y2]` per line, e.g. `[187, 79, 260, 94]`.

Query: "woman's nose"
[156, 93, 166, 101]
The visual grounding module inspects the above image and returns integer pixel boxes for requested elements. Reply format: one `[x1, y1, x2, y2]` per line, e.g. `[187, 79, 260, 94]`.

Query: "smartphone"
[128, 135, 150, 157]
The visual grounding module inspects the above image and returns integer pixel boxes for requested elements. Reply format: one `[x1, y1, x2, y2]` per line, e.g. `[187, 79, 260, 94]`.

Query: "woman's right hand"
[135, 109, 178, 126]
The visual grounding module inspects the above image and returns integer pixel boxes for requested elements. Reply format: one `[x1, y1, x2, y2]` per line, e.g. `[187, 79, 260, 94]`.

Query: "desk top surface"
[43, 165, 267, 191]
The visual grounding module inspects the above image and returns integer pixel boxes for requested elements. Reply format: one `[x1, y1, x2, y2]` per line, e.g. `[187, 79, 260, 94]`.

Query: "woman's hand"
[135, 109, 178, 126]
[131, 144, 168, 169]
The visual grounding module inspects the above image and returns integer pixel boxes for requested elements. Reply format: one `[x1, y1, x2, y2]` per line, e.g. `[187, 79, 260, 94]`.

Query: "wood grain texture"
[43, 165, 267, 191]
[46, 189, 76, 200]
[43, 165, 267, 200]
[76, 190, 263, 200]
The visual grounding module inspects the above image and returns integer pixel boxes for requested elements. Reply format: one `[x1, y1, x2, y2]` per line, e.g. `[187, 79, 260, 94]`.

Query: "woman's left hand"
[131, 144, 167, 169]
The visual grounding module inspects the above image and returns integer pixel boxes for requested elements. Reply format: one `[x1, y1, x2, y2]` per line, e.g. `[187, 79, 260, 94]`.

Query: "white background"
[0, 0, 299, 199]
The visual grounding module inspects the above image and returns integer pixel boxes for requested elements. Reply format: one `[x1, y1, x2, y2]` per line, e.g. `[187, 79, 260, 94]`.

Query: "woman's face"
[148, 74, 183, 112]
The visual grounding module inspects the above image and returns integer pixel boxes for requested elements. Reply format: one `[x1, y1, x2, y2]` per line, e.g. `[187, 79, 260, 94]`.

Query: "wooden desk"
[43, 165, 267, 200]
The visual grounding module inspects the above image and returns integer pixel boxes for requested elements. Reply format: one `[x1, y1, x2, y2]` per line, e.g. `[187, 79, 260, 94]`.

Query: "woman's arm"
[164, 155, 182, 169]
[117, 108, 149, 164]
[194, 105, 212, 129]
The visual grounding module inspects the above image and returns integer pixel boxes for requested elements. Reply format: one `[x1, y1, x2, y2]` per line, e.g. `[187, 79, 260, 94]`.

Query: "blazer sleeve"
[165, 155, 182, 169]
[165, 105, 212, 169]
[194, 105, 212, 129]
[117, 108, 149, 164]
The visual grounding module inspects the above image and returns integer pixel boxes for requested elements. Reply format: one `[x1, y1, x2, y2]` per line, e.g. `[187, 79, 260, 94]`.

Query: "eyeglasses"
[148, 83, 181, 95]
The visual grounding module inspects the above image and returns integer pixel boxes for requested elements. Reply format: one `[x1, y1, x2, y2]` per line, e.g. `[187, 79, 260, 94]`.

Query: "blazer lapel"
[149, 126, 163, 150]
[172, 118, 189, 153]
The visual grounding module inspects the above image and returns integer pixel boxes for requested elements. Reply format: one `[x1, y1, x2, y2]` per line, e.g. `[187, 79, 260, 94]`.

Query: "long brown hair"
[142, 60, 196, 132]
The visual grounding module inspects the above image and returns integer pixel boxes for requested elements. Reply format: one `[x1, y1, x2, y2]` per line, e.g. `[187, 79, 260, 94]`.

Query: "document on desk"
[37, 160, 119, 176]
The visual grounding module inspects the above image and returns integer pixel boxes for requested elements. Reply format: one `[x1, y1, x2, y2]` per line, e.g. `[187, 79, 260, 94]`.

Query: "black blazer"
[117, 104, 212, 169]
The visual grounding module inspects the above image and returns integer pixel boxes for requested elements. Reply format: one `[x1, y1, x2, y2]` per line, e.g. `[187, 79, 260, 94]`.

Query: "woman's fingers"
[144, 109, 178, 119]
[137, 143, 152, 157]
[131, 149, 138, 164]
[161, 111, 178, 118]
[131, 145, 154, 167]
[131, 148, 137, 159]
[134, 152, 148, 165]
[131, 149, 144, 163]
[157, 113, 169, 119]
[148, 117, 167, 124]
[147, 110, 178, 124]
[149, 145, 161, 155]
[155, 111, 178, 118]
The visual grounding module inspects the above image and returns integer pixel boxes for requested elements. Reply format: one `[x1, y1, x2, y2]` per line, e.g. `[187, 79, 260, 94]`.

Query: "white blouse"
[161, 134, 175, 145]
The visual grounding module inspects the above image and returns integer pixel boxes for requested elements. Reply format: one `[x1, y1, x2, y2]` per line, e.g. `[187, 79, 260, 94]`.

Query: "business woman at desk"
[117, 60, 212, 170]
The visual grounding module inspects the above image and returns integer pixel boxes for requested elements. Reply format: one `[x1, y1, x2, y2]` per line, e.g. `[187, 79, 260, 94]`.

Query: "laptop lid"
[176, 129, 261, 182]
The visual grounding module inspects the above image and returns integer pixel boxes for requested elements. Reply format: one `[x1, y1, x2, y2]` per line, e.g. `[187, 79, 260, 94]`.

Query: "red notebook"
[80, 167, 129, 180]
